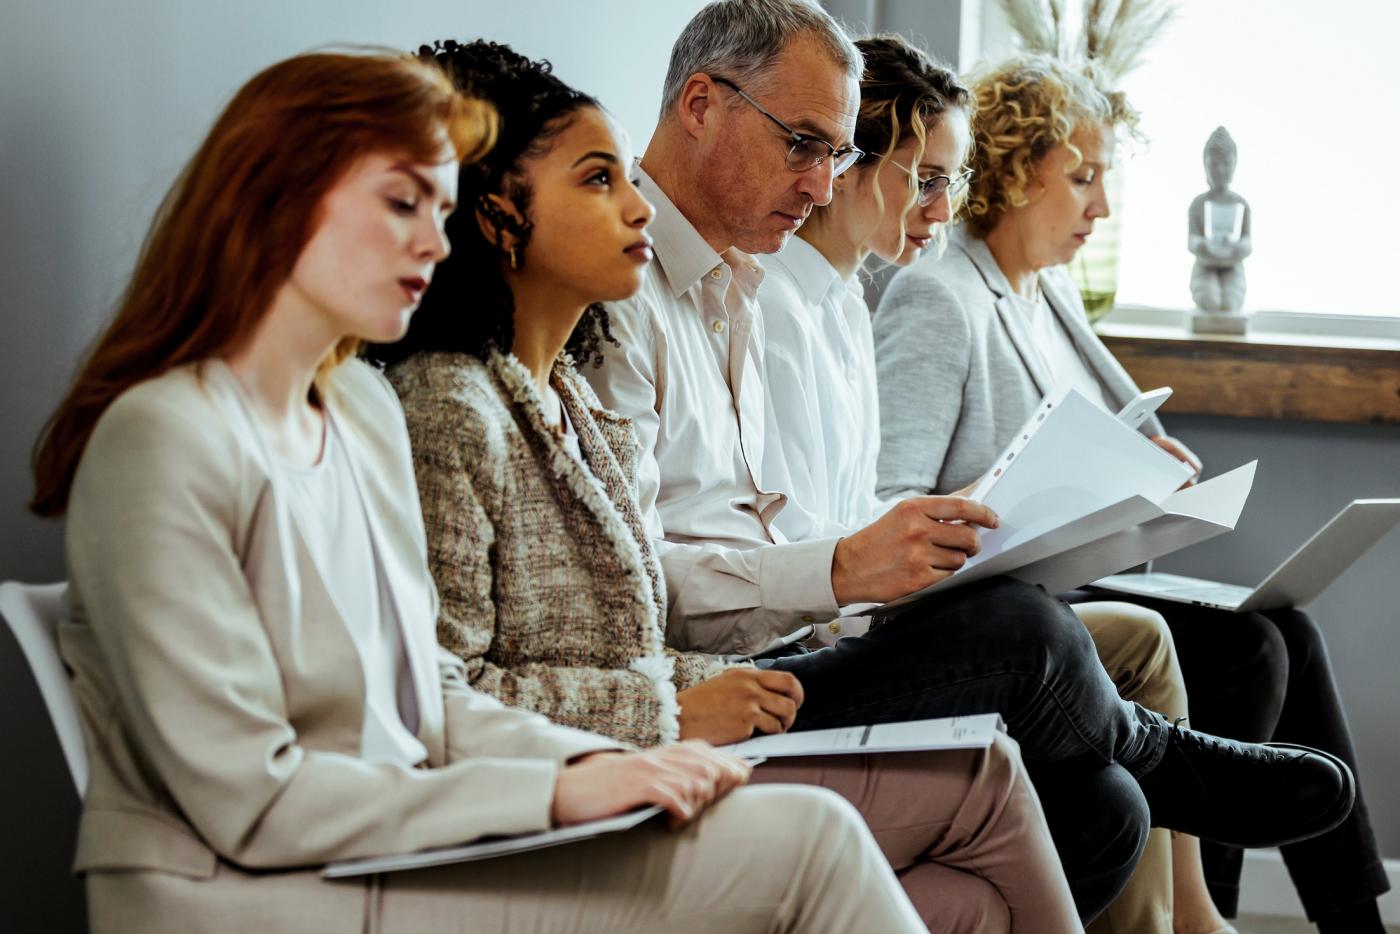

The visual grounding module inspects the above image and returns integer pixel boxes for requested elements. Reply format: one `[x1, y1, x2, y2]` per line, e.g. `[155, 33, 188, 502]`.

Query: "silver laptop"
[1092, 498, 1400, 612]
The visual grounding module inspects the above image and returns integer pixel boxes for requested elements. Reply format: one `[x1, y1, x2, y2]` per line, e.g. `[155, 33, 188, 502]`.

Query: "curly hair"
[961, 54, 1138, 238]
[820, 34, 971, 252]
[366, 39, 618, 370]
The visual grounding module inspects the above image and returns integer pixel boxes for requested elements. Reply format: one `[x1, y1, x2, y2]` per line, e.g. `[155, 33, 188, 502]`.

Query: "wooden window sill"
[1094, 319, 1400, 425]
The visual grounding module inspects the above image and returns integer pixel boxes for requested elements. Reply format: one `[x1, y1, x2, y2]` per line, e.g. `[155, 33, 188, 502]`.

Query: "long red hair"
[30, 51, 495, 517]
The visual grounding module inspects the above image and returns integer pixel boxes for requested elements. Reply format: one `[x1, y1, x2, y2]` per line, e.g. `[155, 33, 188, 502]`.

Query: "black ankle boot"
[1136, 721, 1355, 849]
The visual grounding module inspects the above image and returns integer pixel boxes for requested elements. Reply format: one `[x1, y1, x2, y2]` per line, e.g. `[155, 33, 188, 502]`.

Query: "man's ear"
[676, 73, 719, 141]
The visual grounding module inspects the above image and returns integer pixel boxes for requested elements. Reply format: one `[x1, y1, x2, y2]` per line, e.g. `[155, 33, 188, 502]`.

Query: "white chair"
[0, 581, 86, 797]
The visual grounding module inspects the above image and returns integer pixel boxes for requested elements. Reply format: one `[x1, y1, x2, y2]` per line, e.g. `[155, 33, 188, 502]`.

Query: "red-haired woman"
[31, 50, 924, 934]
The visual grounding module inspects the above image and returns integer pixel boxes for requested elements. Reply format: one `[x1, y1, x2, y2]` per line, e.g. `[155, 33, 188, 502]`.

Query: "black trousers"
[757, 577, 1164, 924]
[1073, 590, 1389, 920]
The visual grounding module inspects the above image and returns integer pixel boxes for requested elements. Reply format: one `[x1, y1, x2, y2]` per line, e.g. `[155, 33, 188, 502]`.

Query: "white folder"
[874, 385, 1255, 618]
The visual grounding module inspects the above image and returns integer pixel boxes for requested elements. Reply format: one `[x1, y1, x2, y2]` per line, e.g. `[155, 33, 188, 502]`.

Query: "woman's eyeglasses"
[712, 76, 865, 176]
[894, 164, 975, 206]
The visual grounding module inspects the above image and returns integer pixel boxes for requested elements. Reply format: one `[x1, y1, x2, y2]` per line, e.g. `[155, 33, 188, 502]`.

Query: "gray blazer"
[872, 225, 1161, 498]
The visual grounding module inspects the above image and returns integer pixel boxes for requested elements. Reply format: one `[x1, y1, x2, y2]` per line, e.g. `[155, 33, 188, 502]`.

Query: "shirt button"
[712, 320, 725, 333]
[801, 614, 816, 623]
[710, 267, 723, 280]
[828, 621, 842, 635]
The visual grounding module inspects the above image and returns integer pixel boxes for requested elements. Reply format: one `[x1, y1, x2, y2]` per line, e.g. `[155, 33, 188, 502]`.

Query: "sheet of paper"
[967, 387, 1193, 565]
[1154, 460, 1256, 525]
[877, 495, 1164, 614]
[1010, 462, 1257, 594]
[322, 806, 664, 878]
[723, 714, 1005, 758]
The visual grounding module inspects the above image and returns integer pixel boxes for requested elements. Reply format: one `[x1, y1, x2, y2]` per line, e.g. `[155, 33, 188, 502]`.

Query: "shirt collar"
[633, 166, 726, 298]
[766, 234, 846, 307]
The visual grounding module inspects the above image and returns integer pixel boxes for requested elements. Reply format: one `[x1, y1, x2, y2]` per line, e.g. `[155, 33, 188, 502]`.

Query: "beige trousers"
[1074, 601, 1189, 934]
[88, 784, 926, 934]
[751, 731, 1082, 934]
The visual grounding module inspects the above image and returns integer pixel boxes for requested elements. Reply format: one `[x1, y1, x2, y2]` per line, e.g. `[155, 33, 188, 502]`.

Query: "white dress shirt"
[758, 236, 889, 540]
[588, 168, 841, 656]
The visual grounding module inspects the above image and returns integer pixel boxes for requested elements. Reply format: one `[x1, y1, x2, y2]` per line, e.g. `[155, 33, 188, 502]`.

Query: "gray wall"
[824, 0, 964, 67]
[0, 3, 704, 930]
[1151, 415, 1400, 858]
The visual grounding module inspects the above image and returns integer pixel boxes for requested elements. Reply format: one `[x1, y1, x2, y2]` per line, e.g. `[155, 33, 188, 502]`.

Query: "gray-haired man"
[587, 0, 1353, 923]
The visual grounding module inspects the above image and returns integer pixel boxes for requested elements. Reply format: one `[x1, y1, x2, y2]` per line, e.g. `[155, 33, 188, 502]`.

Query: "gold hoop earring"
[508, 245, 522, 271]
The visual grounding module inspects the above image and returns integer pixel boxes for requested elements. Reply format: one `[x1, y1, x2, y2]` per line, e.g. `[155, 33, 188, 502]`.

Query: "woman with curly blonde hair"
[873, 53, 1387, 934]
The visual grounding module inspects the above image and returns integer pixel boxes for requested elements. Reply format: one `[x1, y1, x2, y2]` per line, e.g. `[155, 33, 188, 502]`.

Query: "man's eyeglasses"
[712, 76, 864, 176]
[894, 164, 975, 206]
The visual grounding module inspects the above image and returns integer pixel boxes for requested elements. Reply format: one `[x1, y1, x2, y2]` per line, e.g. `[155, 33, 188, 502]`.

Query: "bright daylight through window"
[1111, 0, 1400, 317]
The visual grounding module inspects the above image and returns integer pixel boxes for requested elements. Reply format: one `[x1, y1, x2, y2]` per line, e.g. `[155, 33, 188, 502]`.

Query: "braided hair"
[367, 39, 619, 369]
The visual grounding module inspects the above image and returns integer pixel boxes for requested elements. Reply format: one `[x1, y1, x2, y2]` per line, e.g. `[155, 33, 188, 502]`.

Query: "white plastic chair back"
[0, 581, 86, 796]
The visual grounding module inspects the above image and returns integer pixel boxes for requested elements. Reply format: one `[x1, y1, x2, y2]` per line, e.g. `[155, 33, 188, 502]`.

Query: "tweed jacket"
[872, 225, 1164, 498]
[390, 351, 732, 749]
[61, 358, 616, 930]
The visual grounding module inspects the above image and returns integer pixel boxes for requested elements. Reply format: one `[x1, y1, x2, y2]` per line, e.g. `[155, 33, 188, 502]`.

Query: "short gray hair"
[659, 0, 862, 120]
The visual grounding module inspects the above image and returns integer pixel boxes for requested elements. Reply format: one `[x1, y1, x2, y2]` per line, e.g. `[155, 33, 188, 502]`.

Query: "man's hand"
[551, 741, 751, 830]
[831, 496, 999, 604]
[677, 668, 804, 744]
[1150, 434, 1203, 488]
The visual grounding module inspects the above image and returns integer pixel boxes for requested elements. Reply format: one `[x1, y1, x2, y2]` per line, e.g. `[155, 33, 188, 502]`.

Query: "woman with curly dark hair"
[375, 37, 1083, 934]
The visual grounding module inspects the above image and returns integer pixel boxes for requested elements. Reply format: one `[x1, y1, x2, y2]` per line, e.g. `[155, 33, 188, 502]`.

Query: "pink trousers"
[751, 731, 1083, 933]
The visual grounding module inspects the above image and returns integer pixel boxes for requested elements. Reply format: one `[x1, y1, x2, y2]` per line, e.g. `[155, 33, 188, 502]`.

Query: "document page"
[323, 806, 665, 878]
[876, 463, 1257, 617]
[1153, 460, 1256, 526]
[1014, 461, 1256, 594]
[966, 387, 1193, 565]
[723, 714, 1005, 759]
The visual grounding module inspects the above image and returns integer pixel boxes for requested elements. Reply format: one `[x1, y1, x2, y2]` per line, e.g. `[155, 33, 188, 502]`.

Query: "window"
[968, 0, 1400, 319]
[1109, 1, 1399, 317]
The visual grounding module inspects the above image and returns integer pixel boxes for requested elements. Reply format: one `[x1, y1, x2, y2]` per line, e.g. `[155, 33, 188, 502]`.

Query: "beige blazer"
[390, 351, 731, 749]
[61, 358, 615, 928]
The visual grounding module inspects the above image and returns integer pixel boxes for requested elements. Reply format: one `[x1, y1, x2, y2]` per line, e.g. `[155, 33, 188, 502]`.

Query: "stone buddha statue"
[1188, 126, 1251, 314]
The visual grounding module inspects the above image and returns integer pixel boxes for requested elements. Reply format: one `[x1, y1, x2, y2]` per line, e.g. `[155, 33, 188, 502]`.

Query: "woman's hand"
[551, 742, 752, 830]
[1150, 434, 1203, 487]
[677, 668, 804, 744]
